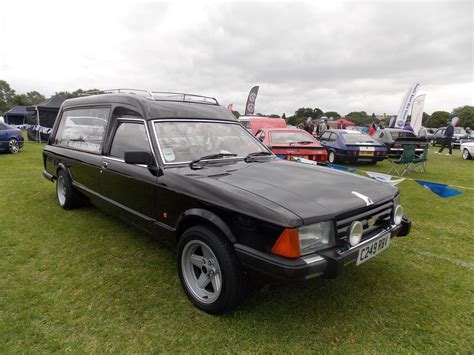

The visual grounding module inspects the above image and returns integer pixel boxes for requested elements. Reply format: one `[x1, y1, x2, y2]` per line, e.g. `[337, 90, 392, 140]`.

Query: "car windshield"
[270, 131, 315, 144]
[454, 128, 466, 135]
[154, 121, 267, 164]
[343, 133, 377, 143]
[389, 130, 416, 139]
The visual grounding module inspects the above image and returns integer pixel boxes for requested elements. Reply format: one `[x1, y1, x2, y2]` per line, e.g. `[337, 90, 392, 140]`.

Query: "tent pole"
[36, 109, 40, 143]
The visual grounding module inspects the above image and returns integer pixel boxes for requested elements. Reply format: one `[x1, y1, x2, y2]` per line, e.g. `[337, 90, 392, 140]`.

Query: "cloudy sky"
[1, 0, 472, 116]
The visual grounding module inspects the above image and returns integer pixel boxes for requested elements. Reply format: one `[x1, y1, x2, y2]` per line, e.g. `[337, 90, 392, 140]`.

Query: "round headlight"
[349, 221, 363, 246]
[394, 204, 404, 225]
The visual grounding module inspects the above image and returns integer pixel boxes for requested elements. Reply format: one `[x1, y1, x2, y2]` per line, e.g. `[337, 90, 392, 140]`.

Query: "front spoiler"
[235, 216, 411, 281]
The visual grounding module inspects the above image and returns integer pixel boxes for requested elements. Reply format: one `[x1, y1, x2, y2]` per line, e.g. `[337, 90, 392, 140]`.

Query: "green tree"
[427, 111, 450, 128]
[346, 111, 370, 126]
[11, 91, 45, 106]
[422, 112, 430, 126]
[0, 80, 16, 115]
[452, 105, 474, 128]
[324, 111, 341, 119]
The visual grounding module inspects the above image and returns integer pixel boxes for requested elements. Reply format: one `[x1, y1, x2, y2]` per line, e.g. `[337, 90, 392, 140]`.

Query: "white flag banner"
[410, 94, 426, 134]
[395, 83, 420, 129]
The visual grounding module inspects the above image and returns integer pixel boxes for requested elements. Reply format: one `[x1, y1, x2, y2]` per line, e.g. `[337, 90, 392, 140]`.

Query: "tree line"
[1, 79, 473, 128]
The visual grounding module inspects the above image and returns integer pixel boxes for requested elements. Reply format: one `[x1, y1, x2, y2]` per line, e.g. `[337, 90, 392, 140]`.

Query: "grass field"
[1, 140, 473, 353]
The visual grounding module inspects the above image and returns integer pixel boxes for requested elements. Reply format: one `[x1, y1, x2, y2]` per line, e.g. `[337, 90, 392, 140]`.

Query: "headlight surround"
[394, 204, 404, 225]
[298, 221, 334, 255]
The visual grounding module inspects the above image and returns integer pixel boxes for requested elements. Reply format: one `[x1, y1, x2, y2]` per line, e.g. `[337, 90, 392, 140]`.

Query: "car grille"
[335, 200, 394, 244]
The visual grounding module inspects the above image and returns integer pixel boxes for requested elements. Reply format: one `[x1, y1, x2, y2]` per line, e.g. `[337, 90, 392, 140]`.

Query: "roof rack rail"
[151, 91, 219, 105]
[78, 89, 219, 105]
[79, 89, 154, 99]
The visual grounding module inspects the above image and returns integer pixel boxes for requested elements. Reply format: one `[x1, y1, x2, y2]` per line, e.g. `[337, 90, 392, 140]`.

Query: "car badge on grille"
[367, 216, 376, 226]
[352, 191, 374, 206]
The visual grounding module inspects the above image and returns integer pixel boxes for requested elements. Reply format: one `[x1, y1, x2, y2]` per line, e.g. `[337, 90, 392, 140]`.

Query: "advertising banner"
[410, 94, 426, 134]
[395, 83, 420, 129]
[244, 86, 259, 115]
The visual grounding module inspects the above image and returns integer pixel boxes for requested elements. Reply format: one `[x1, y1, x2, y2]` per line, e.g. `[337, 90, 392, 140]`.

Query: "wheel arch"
[175, 209, 237, 244]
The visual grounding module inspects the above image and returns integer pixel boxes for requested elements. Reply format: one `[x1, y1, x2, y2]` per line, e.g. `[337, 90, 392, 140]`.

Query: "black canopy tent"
[26, 95, 65, 142]
[4, 106, 32, 126]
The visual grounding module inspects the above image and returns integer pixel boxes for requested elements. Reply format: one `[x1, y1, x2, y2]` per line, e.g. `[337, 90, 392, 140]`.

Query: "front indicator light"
[394, 204, 404, 225]
[271, 229, 300, 258]
[349, 221, 363, 246]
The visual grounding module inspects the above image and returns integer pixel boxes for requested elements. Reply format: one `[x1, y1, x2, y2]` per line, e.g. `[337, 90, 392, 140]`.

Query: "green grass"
[1, 140, 473, 353]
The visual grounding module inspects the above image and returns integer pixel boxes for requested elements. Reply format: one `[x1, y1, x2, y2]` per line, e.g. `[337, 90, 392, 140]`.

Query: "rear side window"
[54, 107, 110, 153]
[110, 122, 150, 160]
[320, 131, 331, 141]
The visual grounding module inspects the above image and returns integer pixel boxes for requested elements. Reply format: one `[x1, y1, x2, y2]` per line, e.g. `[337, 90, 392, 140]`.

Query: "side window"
[320, 131, 331, 141]
[256, 130, 265, 141]
[54, 107, 110, 153]
[329, 133, 337, 142]
[110, 122, 150, 160]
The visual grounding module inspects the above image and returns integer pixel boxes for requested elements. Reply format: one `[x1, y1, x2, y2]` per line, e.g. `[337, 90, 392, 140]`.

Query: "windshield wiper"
[190, 153, 237, 169]
[297, 140, 314, 144]
[244, 151, 273, 162]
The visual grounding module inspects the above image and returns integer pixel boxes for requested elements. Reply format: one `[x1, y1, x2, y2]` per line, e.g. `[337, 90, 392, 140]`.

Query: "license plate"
[359, 150, 374, 156]
[356, 233, 390, 266]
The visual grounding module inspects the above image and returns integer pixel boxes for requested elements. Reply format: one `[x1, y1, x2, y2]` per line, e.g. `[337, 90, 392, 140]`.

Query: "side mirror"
[124, 151, 154, 166]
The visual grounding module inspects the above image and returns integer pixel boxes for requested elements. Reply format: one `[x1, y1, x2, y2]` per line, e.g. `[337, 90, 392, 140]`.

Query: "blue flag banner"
[415, 180, 463, 198]
[326, 164, 357, 173]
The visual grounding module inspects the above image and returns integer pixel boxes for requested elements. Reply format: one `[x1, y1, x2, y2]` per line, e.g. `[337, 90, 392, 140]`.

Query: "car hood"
[170, 159, 397, 226]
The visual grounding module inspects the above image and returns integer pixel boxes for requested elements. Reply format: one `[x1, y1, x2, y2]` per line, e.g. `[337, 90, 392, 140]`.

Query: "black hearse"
[42, 90, 411, 314]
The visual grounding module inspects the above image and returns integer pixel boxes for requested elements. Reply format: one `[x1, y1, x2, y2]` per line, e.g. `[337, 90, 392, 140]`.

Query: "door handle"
[102, 161, 108, 168]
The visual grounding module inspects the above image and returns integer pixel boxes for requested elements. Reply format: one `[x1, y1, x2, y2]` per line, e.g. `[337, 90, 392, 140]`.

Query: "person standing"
[437, 120, 454, 155]
[319, 120, 328, 135]
[304, 117, 315, 135]
[368, 123, 377, 136]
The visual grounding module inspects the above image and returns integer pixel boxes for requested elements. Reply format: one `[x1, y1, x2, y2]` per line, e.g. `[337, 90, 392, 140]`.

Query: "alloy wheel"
[9, 139, 19, 154]
[181, 240, 222, 304]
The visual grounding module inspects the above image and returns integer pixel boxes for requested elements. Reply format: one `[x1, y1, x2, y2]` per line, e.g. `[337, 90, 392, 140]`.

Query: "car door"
[99, 118, 157, 233]
[0, 124, 7, 149]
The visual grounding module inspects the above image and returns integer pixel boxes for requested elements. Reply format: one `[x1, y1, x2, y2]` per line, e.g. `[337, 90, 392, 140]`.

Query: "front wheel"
[177, 225, 246, 315]
[462, 148, 472, 160]
[328, 151, 336, 164]
[8, 138, 20, 154]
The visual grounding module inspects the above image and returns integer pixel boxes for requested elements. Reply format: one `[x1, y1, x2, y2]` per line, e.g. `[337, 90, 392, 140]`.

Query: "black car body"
[42, 91, 411, 314]
[430, 127, 472, 148]
[372, 128, 428, 157]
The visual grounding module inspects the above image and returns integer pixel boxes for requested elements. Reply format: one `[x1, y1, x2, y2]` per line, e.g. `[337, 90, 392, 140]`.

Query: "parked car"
[318, 129, 387, 164]
[0, 123, 24, 153]
[238, 116, 286, 135]
[42, 91, 411, 314]
[255, 127, 328, 162]
[430, 127, 469, 148]
[372, 128, 428, 157]
[461, 141, 474, 160]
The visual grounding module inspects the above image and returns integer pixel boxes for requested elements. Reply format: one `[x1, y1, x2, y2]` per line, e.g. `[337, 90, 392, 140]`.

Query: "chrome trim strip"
[301, 255, 325, 264]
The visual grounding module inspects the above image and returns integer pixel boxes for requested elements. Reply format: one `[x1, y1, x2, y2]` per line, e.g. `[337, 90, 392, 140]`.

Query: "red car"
[256, 128, 328, 162]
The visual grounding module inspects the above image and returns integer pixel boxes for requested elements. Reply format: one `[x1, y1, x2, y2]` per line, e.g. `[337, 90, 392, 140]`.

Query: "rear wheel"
[56, 170, 81, 209]
[328, 151, 336, 164]
[462, 148, 472, 160]
[8, 138, 19, 154]
[177, 225, 246, 314]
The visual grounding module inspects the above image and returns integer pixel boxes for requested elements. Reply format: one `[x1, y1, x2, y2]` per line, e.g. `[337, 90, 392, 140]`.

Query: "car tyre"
[177, 225, 246, 315]
[462, 148, 472, 160]
[56, 170, 81, 209]
[328, 151, 336, 164]
[8, 138, 20, 154]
